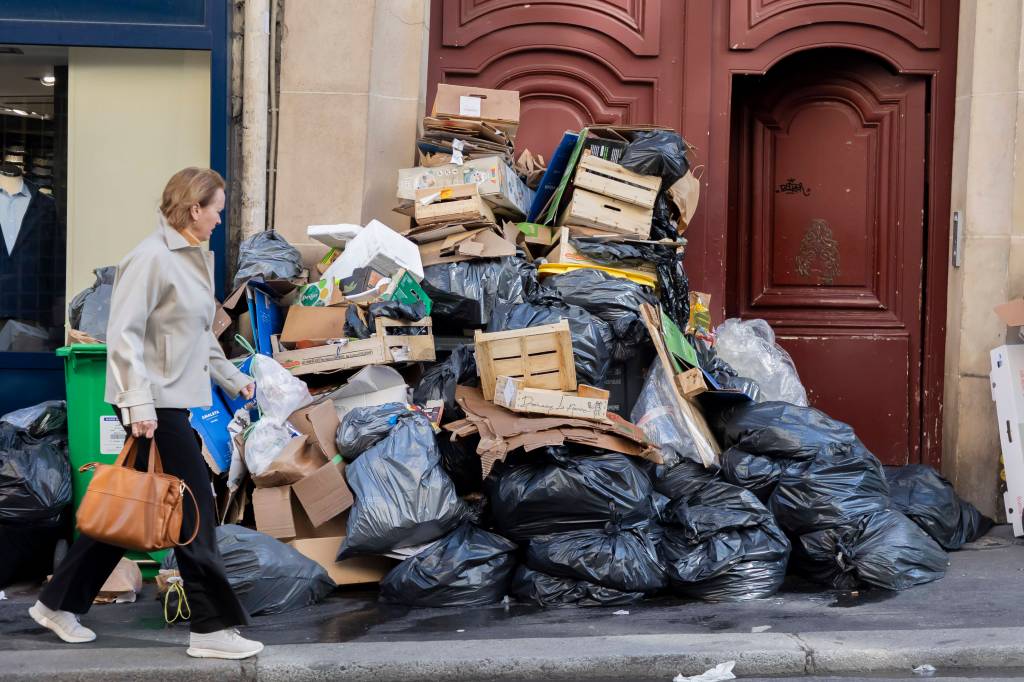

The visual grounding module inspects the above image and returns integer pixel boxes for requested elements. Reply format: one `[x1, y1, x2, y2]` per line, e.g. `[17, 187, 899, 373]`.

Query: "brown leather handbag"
[76, 436, 200, 552]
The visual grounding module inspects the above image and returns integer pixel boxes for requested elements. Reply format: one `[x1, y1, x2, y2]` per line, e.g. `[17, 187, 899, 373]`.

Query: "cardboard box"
[329, 365, 409, 417]
[432, 83, 520, 129]
[288, 399, 341, 458]
[676, 367, 708, 399]
[272, 317, 435, 376]
[559, 188, 653, 238]
[288, 534, 394, 586]
[251, 434, 329, 488]
[279, 306, 348, 350]
[252, 484, 349, 541]
[397, 156, 533, 217]
[516, 222, 558, 247]
[418, 227, 517, 267]
[547, 227, 659, 279]
[414, 184, 495, 226]
[573, 154, 660, 209]
[292, 457, 353, 527]
[493, 376, 610, 421]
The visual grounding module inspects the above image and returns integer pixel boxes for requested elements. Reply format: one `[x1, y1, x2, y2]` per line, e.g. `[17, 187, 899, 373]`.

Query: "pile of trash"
[13, 84, 992, 614]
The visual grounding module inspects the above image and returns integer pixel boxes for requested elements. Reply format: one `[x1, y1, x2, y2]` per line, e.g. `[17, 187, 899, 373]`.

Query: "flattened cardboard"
[288, 534, 394, 586]
[493, 376, 609, 422]
[288, 399, 341, 457]
[291, 458, 353, 527]
[418, 227, 517, 266]
[280, 306, 348, 349]
[329, 365, 409, 417]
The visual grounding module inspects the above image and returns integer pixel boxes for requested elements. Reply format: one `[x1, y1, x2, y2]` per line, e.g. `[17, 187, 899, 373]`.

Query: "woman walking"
[28, 167, 263, 660]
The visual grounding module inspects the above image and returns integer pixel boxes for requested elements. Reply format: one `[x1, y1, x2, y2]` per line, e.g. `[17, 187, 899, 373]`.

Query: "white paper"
[673, 661, 736, 682]
[99, 415, 126, 455]
[458, 95, 482, 118]
[451, 138, 465, 166]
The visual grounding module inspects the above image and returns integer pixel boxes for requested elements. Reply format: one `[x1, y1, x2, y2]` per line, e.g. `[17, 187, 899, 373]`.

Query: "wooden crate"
[573, 154, 661, 208]
[474, 320, 577, 401]
[414, 183, 495, 226]
[273, 317, 435, 376]
[558, 188, 653, 238]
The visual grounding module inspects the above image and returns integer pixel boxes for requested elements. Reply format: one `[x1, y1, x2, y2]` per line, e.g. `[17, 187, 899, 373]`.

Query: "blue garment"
[0, 181, 32, 256]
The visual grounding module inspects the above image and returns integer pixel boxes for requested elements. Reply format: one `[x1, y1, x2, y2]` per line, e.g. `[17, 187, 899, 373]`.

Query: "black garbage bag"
[1, 400, 66, 438]
[525, 516, 666, 593]
[335, 402, 409, 461]
[770, 441, 890, 536]
[68, 266, 115, 340]
[719, 447, 784, 503]
[412, 344, 477, 419]
[651, 457, 720, 501]
[380, 523, 517, 607]
[658, 480, 790, 601]
[568, 238, 689, 331]
[510, 565, 644, 607]
[164, 525, 334, 615]
[421, 256, 536, 330]
[721, 401, 858, 461]
[885, 465, 993, 550]
[693, 338, 761, 400]
[649, 192, 679, 241]
[487, 300, 612, 387]
[233, 230, 303, 288]
[344, 302, 427, 340]
[437, 434, 483, 496]
[539, 269, 657, 361]
[338, 412, 468, 558]
[487, 447, 654, 542]
[792, 509, 948, 591]
[619, 130, 690, 186]
[0, 424, 70, 526]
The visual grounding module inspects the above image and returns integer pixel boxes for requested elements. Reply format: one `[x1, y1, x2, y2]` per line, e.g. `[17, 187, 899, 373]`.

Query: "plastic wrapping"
[164, 525, 334, 615]
[539, 269, 657, 360]
[792, 509, 948, 591]
[619, 130, 690, 186]
[233, 230, 303, 288]
[0, 400, 66, 438]
[885, 465, 993, 550]
[68, 266, 115, 340]
[379, 523, 517, 607]
[510, 565, 645, 607]
[719, 447, 783, 503]
[649, 192, 679, 241]
[487, 300, 612, 387]
[486, 447, 654, 542]
[714, 319, 808, 406]
[412, 344, 477, 418]
[0, 424, 71, 526]
[526, 521, 666, 593]
[244, 354, 313, 476]
[658, 480, 789, 601]
[420, 256, 535, 330]
[338, 412, 468, 558]
[335, 403, 409, 461]
[631, 361, 719, 468]
[693, 338, 761, 400]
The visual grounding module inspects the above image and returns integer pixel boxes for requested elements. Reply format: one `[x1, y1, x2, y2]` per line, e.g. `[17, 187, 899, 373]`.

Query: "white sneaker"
[187, 628, 264, 660]
[28, 600, 96, 643]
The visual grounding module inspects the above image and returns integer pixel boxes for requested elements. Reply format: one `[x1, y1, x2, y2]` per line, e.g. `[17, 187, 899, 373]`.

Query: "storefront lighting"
[41, 75, 55, 86]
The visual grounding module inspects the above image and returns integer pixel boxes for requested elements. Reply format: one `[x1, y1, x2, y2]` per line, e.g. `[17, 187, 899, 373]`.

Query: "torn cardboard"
[250, 434, 328, 488]
[252, 485, 348, 541]
[493, 376, 610, 422]
[418, 227, 517, 266]
[289, 531, 395, 586]
[329, 365, 409, 417]
[288, 399, 341, 458]
[279, 305, 348, 349]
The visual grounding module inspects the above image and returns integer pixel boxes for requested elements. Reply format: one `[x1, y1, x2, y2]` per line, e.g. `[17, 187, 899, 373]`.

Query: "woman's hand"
[241, 383, 256, 400]
[132, 420, 158, 439]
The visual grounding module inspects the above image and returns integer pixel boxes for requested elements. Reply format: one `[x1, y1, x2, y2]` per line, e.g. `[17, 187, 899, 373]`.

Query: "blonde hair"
[160, 167, 225, 230]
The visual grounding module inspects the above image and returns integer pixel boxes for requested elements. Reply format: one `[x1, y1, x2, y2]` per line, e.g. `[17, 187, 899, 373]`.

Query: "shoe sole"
[28, 605, 96, 644]
[186, 644, 264, 660]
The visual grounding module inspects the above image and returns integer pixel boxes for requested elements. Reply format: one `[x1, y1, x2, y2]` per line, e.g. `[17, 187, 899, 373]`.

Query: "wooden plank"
[559, 188, 653, 238]
[414, 184, 496, 226]
[492, 352, 562, 377]
[473, 321, 568, 343]
[485, 334, 559, 359]
[522, 372, 566, 391]
[574, 154, 660, 208]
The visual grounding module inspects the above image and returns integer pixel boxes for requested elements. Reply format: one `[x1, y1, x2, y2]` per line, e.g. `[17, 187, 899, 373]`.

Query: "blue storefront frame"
[0, 1, 231, 416]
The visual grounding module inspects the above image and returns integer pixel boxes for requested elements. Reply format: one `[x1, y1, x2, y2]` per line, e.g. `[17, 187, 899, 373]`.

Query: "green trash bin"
[57, 344, 168, 573]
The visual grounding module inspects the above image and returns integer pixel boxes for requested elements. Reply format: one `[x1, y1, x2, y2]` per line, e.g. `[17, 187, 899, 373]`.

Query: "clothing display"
[0, 180, 64, 328]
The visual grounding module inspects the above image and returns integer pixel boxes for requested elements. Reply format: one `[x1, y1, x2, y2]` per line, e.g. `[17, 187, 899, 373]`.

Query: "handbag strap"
[175, 481, 202, 547]
[113, 436, 165, 475]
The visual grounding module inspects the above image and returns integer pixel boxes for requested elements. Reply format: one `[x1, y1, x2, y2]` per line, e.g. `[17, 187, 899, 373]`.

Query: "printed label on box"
[459, 95, 482, 117]
[99, 415, 126, 455]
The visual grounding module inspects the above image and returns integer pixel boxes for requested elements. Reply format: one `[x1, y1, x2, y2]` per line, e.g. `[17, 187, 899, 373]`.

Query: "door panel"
[734, 51, 926, 464]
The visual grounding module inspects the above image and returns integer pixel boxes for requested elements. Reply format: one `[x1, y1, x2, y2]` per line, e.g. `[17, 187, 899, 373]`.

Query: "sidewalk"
[2, 526, 1022, 681]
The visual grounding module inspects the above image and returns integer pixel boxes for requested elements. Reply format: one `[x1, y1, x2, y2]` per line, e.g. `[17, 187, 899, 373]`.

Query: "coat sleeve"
[208, 331, 251, 398]
[106, 251, 160, 423]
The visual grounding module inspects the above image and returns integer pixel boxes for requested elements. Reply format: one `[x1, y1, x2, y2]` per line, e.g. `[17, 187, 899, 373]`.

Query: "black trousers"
[39, 408, 250, 633]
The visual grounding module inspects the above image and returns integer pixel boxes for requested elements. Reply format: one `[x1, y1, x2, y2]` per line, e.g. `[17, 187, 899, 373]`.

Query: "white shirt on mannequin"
[0, 174, 31, 256]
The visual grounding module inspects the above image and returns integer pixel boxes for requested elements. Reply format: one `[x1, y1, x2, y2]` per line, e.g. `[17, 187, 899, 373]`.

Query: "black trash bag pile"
[487, 299, 612, 387]
[344, 300, 429, 340]
[335, 402, 409, 461]
[436, 434, 483, 497]
[420, 255, 537, 330]
[339, 411, 468, 558]
[0, 422, 71, 527]
[620, 130, 690, 185]
[539, 269, 657, 361]
[412, 343, 477, 418]
[164, 524, 334, 615]
[718, 402, 949, 591]
[380, 522, 517, 607]
[487, 447, 655, 542]
[885, 465, 993, 550]
[510, 565, 645, 607]
[1, 400, 67, 439]
[233, 230, 303, 288]
[658, 480, 789, 601]
[68, 265, 116, 340]
[525, 514, 666, 594]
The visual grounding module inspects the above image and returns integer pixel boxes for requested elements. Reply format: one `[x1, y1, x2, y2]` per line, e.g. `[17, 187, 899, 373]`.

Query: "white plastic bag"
[244, 421, 294, 476]
[252, 354, 312, 423]
[714, 319, 808, 406]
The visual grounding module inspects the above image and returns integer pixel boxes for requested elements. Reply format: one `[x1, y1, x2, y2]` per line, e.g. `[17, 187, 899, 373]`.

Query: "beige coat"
[104, 214, 250, 423]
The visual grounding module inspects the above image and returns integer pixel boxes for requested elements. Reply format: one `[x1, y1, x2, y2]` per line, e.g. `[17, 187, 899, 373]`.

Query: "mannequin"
[0, 163, 24, 196]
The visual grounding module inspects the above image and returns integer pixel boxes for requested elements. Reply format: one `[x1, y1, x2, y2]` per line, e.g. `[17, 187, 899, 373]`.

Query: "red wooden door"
[427, 0, 687, 159]
[732, 51, 927, 465]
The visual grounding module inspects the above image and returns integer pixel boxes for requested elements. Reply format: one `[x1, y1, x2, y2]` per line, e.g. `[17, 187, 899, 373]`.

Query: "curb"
[5, 627, 1024, 680]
